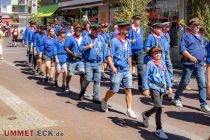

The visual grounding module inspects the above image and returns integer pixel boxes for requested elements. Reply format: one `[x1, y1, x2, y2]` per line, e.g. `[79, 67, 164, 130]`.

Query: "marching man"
[101, 23, 137, 119]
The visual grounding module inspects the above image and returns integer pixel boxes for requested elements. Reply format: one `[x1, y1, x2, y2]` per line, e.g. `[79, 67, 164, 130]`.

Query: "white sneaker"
[126, 110, 137, 119]
[155, 129, 168, 139]
[201, 105, 210, 113]
[101, 99, 108, 112]
[174, 100, 183, 107]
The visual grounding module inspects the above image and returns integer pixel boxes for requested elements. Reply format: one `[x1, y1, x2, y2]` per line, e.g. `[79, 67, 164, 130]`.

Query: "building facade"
[0, 0, 32, 31]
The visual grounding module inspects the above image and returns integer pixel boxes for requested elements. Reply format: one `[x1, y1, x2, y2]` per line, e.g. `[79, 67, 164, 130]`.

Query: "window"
[2, 5, 7, 12]
[12, 6, 18, 12]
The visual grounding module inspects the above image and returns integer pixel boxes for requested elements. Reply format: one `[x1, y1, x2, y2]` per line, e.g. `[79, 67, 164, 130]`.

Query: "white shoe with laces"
[126, 109, 137, 119]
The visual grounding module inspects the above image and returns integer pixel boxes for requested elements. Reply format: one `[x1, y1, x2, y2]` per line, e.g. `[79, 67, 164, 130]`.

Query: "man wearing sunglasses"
[64, 24, 85, 92]
[174, 18, 210, 113]
[78, 24, 106, 103]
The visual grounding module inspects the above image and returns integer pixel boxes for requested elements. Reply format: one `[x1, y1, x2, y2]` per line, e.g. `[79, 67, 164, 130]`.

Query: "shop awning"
[37, 4, 58, 17]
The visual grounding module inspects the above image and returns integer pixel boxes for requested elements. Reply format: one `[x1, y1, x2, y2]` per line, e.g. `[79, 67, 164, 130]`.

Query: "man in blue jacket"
[64, 24, 85, 92]
[128, 15, 144, 91]
[78, 24, 106, 103]
[23, 21, 36, 66]
[174, 18, 210, 113]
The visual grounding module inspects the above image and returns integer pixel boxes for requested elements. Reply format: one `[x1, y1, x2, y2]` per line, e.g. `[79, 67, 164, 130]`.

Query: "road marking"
[0, 85, 58, 134]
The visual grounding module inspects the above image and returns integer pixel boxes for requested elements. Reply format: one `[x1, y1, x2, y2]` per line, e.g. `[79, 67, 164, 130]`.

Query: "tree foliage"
[187, 0, 210, 40]
[112, 0, 150, 28]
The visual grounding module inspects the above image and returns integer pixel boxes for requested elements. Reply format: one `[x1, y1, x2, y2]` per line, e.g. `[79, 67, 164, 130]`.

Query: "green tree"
[187, 0, 210, 40]
[111, 0, 150, 28]
[38, 0, 42, 8]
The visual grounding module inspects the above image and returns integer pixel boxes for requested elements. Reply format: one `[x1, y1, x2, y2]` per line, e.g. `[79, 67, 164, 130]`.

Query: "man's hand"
[111, 66, 118, 74]
[143, 90, 150, 98]
[89, 43, 94, 48]
[167, 88, 173, 94]
[189, 56, 198, 64]
[73, 53, 79, 59]
[38, 54, 42, 59]
[131, 39, 136, 43]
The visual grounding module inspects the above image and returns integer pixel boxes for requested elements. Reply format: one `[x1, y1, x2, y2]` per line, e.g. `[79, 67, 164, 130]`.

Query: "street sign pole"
[26, 0, 28, 27]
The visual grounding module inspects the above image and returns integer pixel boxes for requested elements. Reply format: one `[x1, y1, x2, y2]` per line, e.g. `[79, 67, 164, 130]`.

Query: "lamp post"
[26, 0, 29, 27]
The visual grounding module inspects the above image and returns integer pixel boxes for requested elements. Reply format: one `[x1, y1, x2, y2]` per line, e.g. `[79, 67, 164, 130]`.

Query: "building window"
[81, 7, 98, 22]
[2, 5, 7, 12]
[19, 0, 27, 5]
[12, 6, 18, 13]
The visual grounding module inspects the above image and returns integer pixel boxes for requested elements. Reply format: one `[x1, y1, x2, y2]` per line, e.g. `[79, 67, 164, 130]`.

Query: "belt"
[116, 66, 124, 71]
[151, 82, 165, 88]
[86, 59, 100, 63]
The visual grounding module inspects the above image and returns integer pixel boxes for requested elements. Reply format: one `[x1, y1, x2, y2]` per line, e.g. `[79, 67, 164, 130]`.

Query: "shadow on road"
[165, 111, 210, 126]
[108, 116, 191, 140]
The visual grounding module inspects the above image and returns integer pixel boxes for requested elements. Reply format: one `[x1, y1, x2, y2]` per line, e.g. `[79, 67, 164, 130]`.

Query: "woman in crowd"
[54, 29, 68, 89]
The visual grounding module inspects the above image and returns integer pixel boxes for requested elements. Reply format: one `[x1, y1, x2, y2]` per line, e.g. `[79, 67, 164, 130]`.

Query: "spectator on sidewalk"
[12, 25, 19, 47]
[0, 28, 4, 60]
[101, 23, 137, 119]
[174, 18, 210, 113]
[142, 46, 173, 139]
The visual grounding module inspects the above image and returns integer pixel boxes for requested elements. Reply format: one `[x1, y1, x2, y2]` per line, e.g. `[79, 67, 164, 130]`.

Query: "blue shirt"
[33, 32, 40, 55]
[82, 30, 91, 37]
[23, 27, 35, 43]
[106, 37, 132, 72]
[161, 32, 171, 45]
[142, 60, 172, 93]
[35, 33, 46, 55]
[206, 41, 210, 64]
[128, 26, 144, 52]
[179, 32, 207, 66]
[55, 26, 63, 36]
[99, 32, 109, 44]
[144, 33, 169, 52]
[110, 30, 119, 39]
[41, 37, 56, 57]
[64, 35, 83, 62]
[144, 33, 169, 63]
[54, 39, 67, 63]
[79, 34, 106, 66]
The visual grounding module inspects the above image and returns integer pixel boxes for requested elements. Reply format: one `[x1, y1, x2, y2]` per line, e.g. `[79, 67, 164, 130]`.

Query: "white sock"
[127, 108, 132, 112]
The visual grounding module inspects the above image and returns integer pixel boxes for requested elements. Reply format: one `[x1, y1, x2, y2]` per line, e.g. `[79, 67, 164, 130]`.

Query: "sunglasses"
[76, 30, 82, 32]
